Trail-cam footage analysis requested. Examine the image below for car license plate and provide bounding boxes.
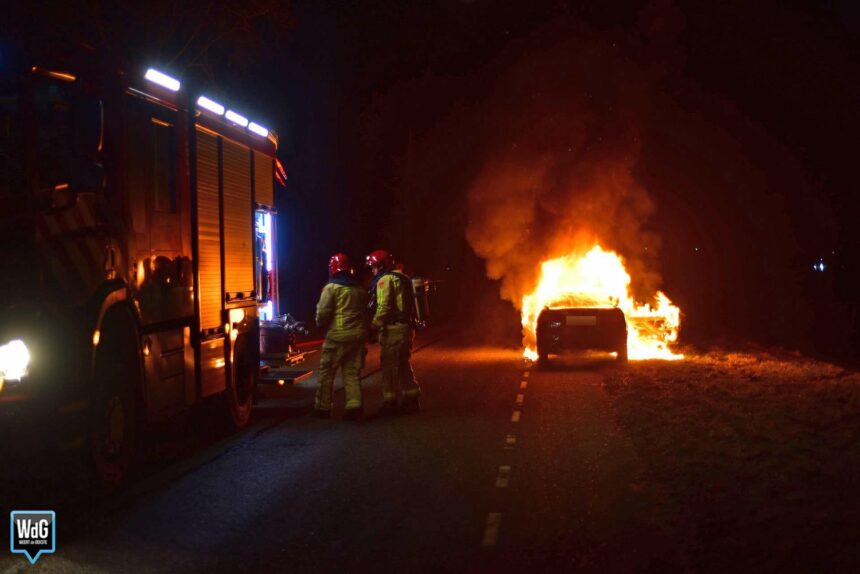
[566,315,597,326]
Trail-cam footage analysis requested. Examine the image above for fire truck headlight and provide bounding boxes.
[0,339,31,383]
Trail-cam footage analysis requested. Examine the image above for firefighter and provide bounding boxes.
[366,249,421,414]
[314,253,369,420]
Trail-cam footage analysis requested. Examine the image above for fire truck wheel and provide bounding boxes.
[616,344,629,363]
[89,315,138,490]
[224,332,255,429]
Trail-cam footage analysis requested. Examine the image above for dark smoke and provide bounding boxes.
[465,22,665,312]
[355,6,841,353]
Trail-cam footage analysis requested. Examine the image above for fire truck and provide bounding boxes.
[0,52,285,487]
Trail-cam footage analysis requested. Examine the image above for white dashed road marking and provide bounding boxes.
[482,513,502,546]
[482,367,532,548]
[496,465,511,487]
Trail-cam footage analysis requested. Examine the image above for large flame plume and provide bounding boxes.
[522,245,682,361]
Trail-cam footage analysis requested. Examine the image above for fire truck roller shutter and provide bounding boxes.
[222,139,254,301]
[195,129,222,331]
[254,151,274,208]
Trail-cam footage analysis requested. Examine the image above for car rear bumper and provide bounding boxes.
[538,331,626,353]
[537,308,627,355]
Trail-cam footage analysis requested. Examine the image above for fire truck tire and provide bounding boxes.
[616,344,628,363]
[224,332,255,429]
[88,311,138,491]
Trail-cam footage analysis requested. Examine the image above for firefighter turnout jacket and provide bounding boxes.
[371,271,414,331]
[316,275,369,341]
[315,274,368,413]
[371,270,421,405]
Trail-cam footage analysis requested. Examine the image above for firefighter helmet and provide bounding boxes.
[366,249,394,271]
[328,253,353,277]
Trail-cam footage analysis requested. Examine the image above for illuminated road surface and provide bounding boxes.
[1,339,857,572]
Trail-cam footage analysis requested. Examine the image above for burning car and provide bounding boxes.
[522,245,682,362]
[536,306,628,363]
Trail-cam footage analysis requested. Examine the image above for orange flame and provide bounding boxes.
[522,245,683,361]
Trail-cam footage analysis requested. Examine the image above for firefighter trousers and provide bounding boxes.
[380,325,421,405]
[316,338,365,412]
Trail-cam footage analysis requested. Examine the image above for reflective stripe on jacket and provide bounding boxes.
[316,281,369,342]
[372,272,410,330]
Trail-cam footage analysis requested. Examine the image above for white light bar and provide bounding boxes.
[248,122,269,137]
[197,95,224,115]
[225,110,249,127]
[144,68,180,92]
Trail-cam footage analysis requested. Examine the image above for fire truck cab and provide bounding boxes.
[0,52,282,487]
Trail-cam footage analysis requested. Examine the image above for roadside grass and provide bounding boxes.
[603,351,860,572]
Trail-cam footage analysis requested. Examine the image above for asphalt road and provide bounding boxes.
[1,338,856,572]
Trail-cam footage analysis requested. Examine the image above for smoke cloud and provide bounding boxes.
[465,23,665,314]
[355,4,840,352]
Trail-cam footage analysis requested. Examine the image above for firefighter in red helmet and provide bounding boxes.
[366,249,421,414]
[314,253,368,420]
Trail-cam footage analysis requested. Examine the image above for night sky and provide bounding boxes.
[9,0,860,357]
[269,0,859,357]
